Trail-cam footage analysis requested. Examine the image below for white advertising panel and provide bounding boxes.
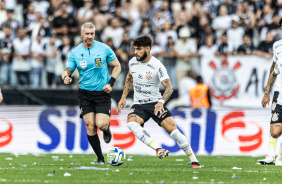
[201,55,272,108]
[0,106,275,156]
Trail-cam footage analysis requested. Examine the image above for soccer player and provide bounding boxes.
[116,35,201,168]
[62,22,121,164]
[260,19,282,165]
[0,88,3,103]
[262,46,282,165]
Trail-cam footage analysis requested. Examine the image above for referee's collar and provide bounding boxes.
[81,41,95,50]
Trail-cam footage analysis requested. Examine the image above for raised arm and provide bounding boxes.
[116,72,133,113]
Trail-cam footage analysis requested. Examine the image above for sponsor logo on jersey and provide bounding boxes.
[95,58,102,67]
[80,60,87,69]
[145,71,153,80]
[272,113,279,122]
[138,74,142,79]
[209,58,241,103]
[272,102,277,111]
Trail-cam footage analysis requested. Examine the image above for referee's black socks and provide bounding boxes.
[87,134,104,161]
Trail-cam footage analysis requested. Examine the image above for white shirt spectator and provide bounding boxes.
[178,76,196,106]
[12,36,31,71]
[212,15,231,38]
[77,7,93,21]
[157,30,178,48]
[101,26,124,48]
[198,45,218,58]
[227,27,244,51]
[31,0,50,18]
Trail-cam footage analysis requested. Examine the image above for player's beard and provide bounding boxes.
[137,52,147,61]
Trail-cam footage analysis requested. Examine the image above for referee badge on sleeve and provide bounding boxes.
[95,58,102,67]
[80,60,87,70]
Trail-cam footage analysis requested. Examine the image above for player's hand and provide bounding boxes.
[102,84,112,93]
[117,98,126,114]
[154,102,164,116]
[262,95,270,108]
[63,76,72,85]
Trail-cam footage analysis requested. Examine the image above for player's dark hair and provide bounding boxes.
[132,35,152,49]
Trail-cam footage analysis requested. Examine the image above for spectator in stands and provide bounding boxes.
[121,0,141,39]
[98,0,114,14]
[1,9,21,39]
[253,31,274,60]
[198,35,217,58]
[189,75,212,108]
[23,4,36,31]
[211,5,232,39]
[177,70,196,107]
[77,0,93,27]
[31,17,52,41]
[30,0,50,18]
[12,28,31,86]
[160,0,174,24]
[257,4,274,31]
[223,0,237,15]
[227,15,245,51]
[215,32,233,57]
[138,18,153,36]
[160,36,177,88]
[237,0,256,38]
[237,34,255,55]
[30,33,44,88]
[260,13,281,42]
[0,26,13,85]
[174,26,197,86]
[173,0,193,29]
[195,14,210,49]
[0,1,7,26]
[101,17,124,48]
[42,35,61,88]
[52,2,78,36]
[150,9,167,32]
[156,20,178,48]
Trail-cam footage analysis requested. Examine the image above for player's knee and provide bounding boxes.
[98,123,108,131]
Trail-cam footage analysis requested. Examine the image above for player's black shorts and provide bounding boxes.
[128,102,172,126]
[77,88,111,118]
[271,91,282,124]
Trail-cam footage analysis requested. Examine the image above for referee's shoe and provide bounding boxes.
[103,124,112,143]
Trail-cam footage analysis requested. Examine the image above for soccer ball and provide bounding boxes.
[106,147,126,166]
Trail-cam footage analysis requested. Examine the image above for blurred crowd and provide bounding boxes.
[0,0,281,90]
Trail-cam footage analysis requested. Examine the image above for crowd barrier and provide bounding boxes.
[0,106,276,156]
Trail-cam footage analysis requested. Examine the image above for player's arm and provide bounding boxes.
[154,78,174,116]
[103,58,121,93]
[117,72,133,113]
[0,89,3,103]
[262,70,277,108]
[61,67,74,85]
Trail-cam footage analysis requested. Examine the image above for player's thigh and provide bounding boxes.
[96,113,110,131]
[270,123,282,138]
[127,113,145,125]
[160,116,177,134]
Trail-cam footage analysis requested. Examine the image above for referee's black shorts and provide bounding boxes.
[78,88,111,118]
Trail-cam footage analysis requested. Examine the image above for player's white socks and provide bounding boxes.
[170,129,198,162]
[127,121,160,150]
[277,142,282,160]
[268,133,277,158]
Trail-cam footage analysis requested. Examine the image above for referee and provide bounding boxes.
[61,22,121,164]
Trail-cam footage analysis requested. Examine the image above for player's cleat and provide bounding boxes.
[103,125,112,143]
[191,162,202,168]
[95,158,105,164]
[258,155,275,165]
[156,148,169,159]
[275,158,282,166]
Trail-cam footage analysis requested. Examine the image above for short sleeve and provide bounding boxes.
[106,45,116,63]
[274,60,282,74]
[158,63,169,81]
[66,51,76,70]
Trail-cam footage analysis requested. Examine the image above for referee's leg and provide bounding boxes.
[83,112,105,163]
[96,113,111,143]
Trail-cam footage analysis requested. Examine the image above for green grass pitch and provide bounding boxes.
[0,153,281,184]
